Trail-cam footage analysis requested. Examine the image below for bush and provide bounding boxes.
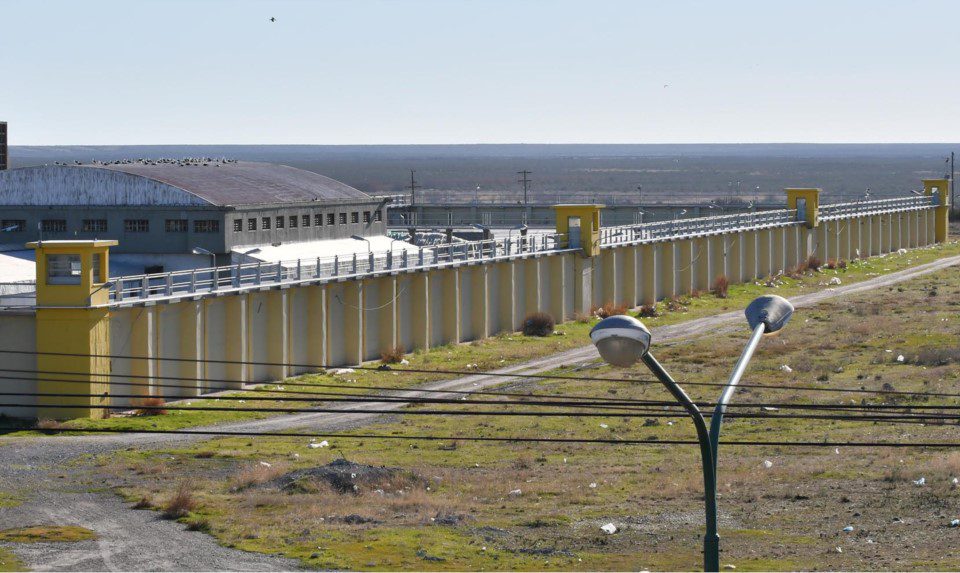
[522,312,555,337]
[711,274,729,298]
[132,496,155,510]
[594,302,628,319]
[573,312,593,323]
[34,418,62,432]
[380,345,405,364]
[806,255,822,272]
[636,304,660,318]
[133,397,167,416]
[162,482,198,519]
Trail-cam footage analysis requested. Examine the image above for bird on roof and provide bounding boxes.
[270,16,276,22]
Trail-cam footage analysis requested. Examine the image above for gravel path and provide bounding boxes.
[1,252,957,571]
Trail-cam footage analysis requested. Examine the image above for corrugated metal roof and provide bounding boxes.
[92,161,372,206]
[0,161,372,207]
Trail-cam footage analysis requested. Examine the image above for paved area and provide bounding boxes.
[1,252,958,571]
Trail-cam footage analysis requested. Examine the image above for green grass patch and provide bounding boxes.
[0,548,24,572]
[0,525,96,543]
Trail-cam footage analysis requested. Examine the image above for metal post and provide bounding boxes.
[708,323,765,470]
[640,352,719,572]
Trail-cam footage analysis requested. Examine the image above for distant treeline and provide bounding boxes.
[9,144,955,205]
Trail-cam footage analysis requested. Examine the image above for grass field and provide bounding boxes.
[18,238,959,436]
[86,255,960,571]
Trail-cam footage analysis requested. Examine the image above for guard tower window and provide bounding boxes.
[1,220,25,232]
[124,219,149,233]
[165,219,188,233]
[328,213,336,226]
[92,253,102,284]
[351,212,360,224]
[302,214,311,227]
[374,210,382,222]
[315,214,323,227]
[82,219,107,233]
[46,254,82,285]
[362,211,371,223]
[42,219,68,233]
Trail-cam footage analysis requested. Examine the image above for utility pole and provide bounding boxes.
[517,170,532,206]
[407,170,422,207]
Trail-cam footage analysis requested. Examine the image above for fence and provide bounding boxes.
[818,195,934,220]
[599,209,799,247]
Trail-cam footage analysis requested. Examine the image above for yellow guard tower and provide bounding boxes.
[29,240,116,420]
[553,204,604,257]
[923,178,950,243]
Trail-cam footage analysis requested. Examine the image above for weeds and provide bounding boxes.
[593,302,629,319]
[380,345,406,364]
[162,482,198,519]
[636,304,660,318]
[133,397,167,416]
[806,255,823,272]
[711,274,729,298]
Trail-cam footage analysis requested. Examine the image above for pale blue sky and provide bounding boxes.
[2,0,958,145]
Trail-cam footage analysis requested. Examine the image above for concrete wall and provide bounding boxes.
[0,312,36,419]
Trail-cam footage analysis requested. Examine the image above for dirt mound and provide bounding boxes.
[261,458,424,495]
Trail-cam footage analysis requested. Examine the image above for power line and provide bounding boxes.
[18,426,960,449]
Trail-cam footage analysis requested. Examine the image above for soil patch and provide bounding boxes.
[259,458,425,494]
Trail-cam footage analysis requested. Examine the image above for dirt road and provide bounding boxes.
[1,252,957,571]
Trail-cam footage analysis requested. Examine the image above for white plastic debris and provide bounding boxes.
[589,482,598,489]
[333,368,355,375]
[508,489,522,496]
[885,349,893,353]
[843,526,854,532]
[835,448,840,455]
[951,519,960,527]
[763,460,774,469]
[399,359,410,365]
[308,440,330,449]
[291,453,300,460]
[896,355,905,363]
[779,365,793,373]
[259,461,272,468]
[762,406,780,412]
[599,423,609,429]
[913,477,926,486]
[828,277,842,286]
[952,477,959,485]
[897,248,908,255]
[724,565,737,570]
[600,523,617,534]
[835,547,843,554]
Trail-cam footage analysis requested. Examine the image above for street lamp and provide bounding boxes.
[191,246,216,268]
[350,235,372,253]
[589,294,794,572]
[239,247,261,264]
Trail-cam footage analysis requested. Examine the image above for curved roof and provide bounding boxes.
[0,161,372,207]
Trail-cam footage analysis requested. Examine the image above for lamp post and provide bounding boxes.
[350,234,372,253]
[589,295,794,572]
[191,246,216,268]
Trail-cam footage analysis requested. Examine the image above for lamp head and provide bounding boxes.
[590,315,652,367]
[745,295,794,334]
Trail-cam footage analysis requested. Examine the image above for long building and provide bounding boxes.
[0,159,387,260]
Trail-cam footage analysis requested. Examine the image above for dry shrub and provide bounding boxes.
[230,463,289,491]
[593,302,628,319]
[908,347,960,367]
[132,495,155,510]
[379,345,405,364]
[521,312,555,337]
[664,296,688,313]
[162,482,198,519]
[711,274,729,298]
[636,304,660,318]
[573,312,593,323]
[806,255,822,272]
[34,418,62,432]
[133,397,167,416]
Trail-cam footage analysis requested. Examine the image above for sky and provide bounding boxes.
[2,0,959,145]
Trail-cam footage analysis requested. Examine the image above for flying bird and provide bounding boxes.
[663,84,669,88]
[269,17,276,22]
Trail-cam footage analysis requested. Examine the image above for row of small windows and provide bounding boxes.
[233,210,382,233]
[1,219,220,234]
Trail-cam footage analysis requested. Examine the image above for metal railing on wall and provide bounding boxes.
[599,209,799,247]
[818,195,935,221]
[108,233,568,304]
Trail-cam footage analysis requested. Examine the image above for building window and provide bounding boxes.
[374,210,382,222]
[302,214,310,227]
[248,218,257,231]
[275,216,284,229]
[315,214,323,227]
[289,215,298,228]
[82,219,107,233]
[351,212,359,224]
[165,219,188,233]
[328,213,336,226]
[233,219,243,232]
[1,220,25,232]
[339,213,347,225]
[46,254,81,285]
[363,211,371,223]
[92,253,102,284]
[124,219,149,233]
[194,220,220,233]
[262,217,271,230]
[42,219,68,233]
